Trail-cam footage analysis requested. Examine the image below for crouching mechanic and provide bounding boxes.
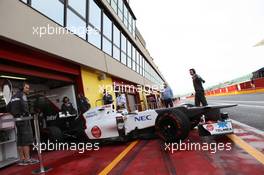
[9,82,39,166]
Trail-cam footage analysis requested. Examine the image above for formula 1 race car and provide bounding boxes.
[1,80,236,143]
[83,103,236,143]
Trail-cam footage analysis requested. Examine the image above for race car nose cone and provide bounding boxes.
[91,126,101,138]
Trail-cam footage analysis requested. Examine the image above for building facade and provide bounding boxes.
[0,0,165,111]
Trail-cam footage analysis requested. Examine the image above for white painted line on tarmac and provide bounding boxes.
[208,101,264,109]
[231,119,264,136]
[208,100,264,104]
[234,134,259,140]
[234,104,264,109]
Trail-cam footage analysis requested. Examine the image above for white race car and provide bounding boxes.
[1,80,235,143]
[83,103,236,143]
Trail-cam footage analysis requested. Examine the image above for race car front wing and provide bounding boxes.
[198,119,233,136]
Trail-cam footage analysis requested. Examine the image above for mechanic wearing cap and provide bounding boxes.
[9,82,38,166]
[189,68,208,106]
[161,83,174,108]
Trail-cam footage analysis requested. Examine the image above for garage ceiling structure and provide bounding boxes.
[0,38,80,83]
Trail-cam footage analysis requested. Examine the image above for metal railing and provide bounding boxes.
[0,114,52,174]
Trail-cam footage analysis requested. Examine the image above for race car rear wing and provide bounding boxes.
[185,104,238,120]
[155,104,237,120]
[186,104,237,111]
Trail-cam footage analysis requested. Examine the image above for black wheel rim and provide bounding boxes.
[158,118,179,142]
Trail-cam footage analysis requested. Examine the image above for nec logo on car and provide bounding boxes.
[135,115,151,122]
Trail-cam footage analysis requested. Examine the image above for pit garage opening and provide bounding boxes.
[0,72,86,168]
[0,72,87,139]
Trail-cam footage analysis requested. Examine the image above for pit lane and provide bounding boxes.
[1,93,264,175]
[1,123,264,175]
[201,93,264,130]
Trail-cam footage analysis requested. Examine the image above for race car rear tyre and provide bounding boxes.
[155,110,190,143]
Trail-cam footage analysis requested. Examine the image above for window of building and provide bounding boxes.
[129,14,133,33]
[68,0,86,18]
[89,0,101,31]
[111,0,118,13]
[127,41,132,68]
[88,26,101,48]
[31,0,64,25]
[121,52,127,65]
[103,38,112,56]
[127,13,130,26]
[113,46,120,61]
[132,19,136,37]
[113,25,120,60]
[127,57,132,69]
[121,33,127,65]
[123,6,128,22]
[142,59,145,76]
[124,18,128,28]
[102,13,112,55]
[113,25,120,47]
[67,10,86,39]
[143,60,164,85]
[121,33,126,53]
[140,56,144,75]
[136,52,140,73]
[88,0,101,48]
[132,47,136,71]
[138,55,141,74]
[105,0,136,37]
[130,14,133,27]
[103,13,112,40]
[129,23,132,33]
[127,42,131,58]
[118,0,123,20]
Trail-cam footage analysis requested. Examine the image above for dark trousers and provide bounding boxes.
[164,99,173,108]
[195,91,208,106]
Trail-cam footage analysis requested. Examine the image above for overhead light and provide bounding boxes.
[0,75,27,80]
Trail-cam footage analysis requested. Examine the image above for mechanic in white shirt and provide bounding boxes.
[116,92,127,113]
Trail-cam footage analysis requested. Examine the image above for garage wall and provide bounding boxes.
[46,85,77,110]
[81,68,116,108]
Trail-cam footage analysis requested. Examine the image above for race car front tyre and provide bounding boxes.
[155,110,191,143]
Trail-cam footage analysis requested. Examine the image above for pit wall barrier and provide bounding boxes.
[187,77,264,98]
[205,77,264,97]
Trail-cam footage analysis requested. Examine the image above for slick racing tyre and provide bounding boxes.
[155,110,190,143]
